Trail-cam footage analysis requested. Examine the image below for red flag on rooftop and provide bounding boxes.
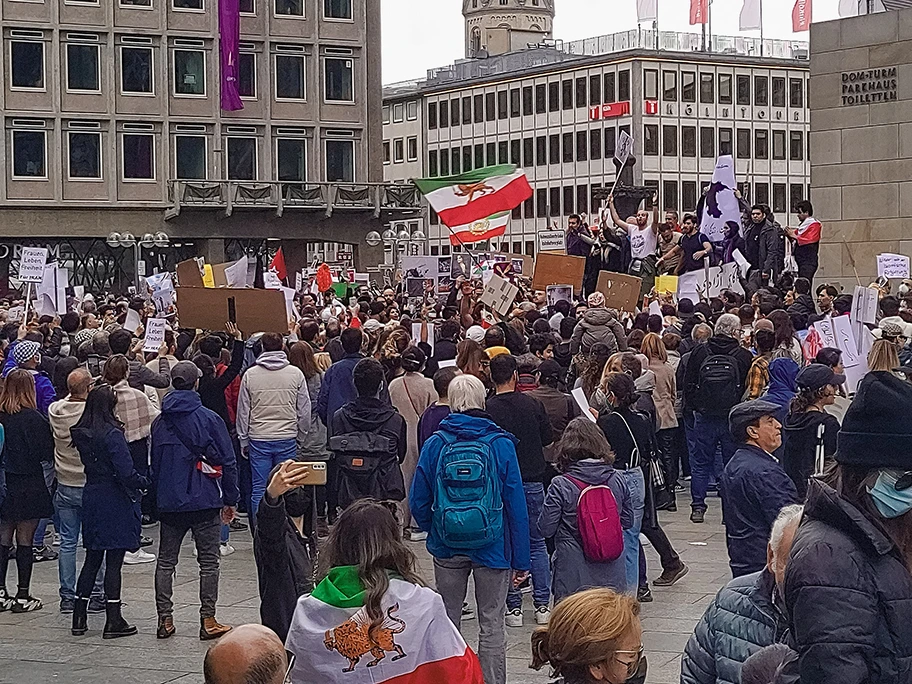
[690,0,709,25]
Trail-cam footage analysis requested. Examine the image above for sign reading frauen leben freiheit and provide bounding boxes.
[842,68,898,106]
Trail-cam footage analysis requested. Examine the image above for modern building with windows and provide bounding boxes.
[383,25,810,258]
[0,0,412,290]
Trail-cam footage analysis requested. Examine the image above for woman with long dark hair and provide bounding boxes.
[70,384,149,638]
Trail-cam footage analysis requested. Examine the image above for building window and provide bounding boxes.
[497,90,508,119]
[485,142,495,165]
[174,0,203,8]
[790,130,804,160]
[772,129,786,160]
[121,46,153,94]
[277,138,306,181]
[663,180,678,211]
[173,49,205,96]
[438,101,449,129]
[393,103,404,122]
[67,131,101,179]
[12,130,46,178]
[604,127,615,157]
[462,96,472,123]
[326,138,354,182]
[681,71,695,103]
[618,69,630,100]
[274,0,303,16]
[536,188,547,218]
[497,140,507,164]
[407,100,418,120]
[772,183,787,213]
[122,133,154,180]
[550,187,561,216]
[562,79,573,110]
[700,127,714,158]
[755,129,769,159]
[552,134,563,164]
[238,0,254,13]
[736,128,751,159]
[522,138,534,166]
[771,77,786,108]
[535,136,546,166]
[474,144,483,169]
[604,72,616,103]
[275,54,305,100]
[662,70,677,101]
[575,77,587,108]
[227,137,256,180]
[589,74,601,106]
[699,73,714,104]
[682,181,697,211]
[510,139,520,164]
[535,83,546,113]
[122,0,153,6]
[510,88,520,117]
[406,136,418,163]
[427,150,437,176]
[737,75,750,105]
[563,186,574,215]
[382,140,390,165]
[324,0,352,19]
[719,73,732,105]
[682,126,696,157]
[576,131,588,161]
[67,44,99,92]
[238,52,256,97]
[438,149,448,175]
[11,41,44,90]
[790,183,805,210]
[474,94,484,122]
[755,76,768,106]
[644,124,659,156]
[590,129,601,159]
[427,102,437,129]
[324,58,353,102]
[577,184,589,215]
[393,138,404,163]
[643,69,658,101]
[755,182,769,206]
[719,127,733,156]
[789,78,804,108]
[548,82,560,111]
[523,86,533,115]
[175,135,207,179]
[662,125,677,156]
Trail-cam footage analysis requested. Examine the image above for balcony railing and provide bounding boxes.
[164,180,422,220]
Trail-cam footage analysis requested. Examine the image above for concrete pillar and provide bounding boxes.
[197,238,226,265]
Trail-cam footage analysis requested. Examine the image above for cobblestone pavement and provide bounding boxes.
[0,502,729,684]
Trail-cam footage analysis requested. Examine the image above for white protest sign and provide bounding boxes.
[263,271,283,290]
[572,387,597,422]
[143,317,166,352]
[6,306,24,323]
[38,264,68,315]
[615,130,634,166]
[36,293,57,318]
[412,322,434,356]
[295,271,303,293]
[676,262,743,300]
[877,253,910,279]
[814,316,838,349]
[19,247,48,283]
[731,248,751,275]
[538,230,566,253]
[280,287,297,321]
[438,359,457,368]
[224,256,248,289]
[697,155,741,243]
[831,314,861,368]
[124,308,142,335]
[546,285,573,307]
[851,286,878,325]
[479,273,519,317]
[649,300,662,316]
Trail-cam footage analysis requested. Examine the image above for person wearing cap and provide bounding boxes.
[781,364,843,499]
[783,370,912,684]
[9,337,56,415]
[720,400,799,578]
[150,360,239,642]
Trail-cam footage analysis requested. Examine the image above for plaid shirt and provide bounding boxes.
[113,380,160,443]
[745,354,771,400]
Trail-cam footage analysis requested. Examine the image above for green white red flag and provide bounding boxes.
[448,211,511,246]
[285,566,483,684]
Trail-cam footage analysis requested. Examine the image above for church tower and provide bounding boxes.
[463,0,554,58]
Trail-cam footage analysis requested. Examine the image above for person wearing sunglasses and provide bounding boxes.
[783,370,912,684]
[531,587,646,684]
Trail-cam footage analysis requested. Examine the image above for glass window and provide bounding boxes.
[427,150,437,176]
[485,92,495,121]
[550,187,561,216]
[174,0,203,8]
[497,141,507,164]
[451,149,460,175]
[736,128,751,159]
[122,0,152,5]
[276,54,305,99]
[393,103,403,122]
[755,182,769,206]
[438,101,448,129]
[773,183,787,213]
[662,125,677,156]
[238,52,256,97]
[324,58,353,102]
[486,142,495,165]
[122,133,154,180]
[576,131,587,161]
[121,46,153,93]
[644,124,659,156]
[438,150,448,175]
[719,74,732,104]
[548,82,560,112]
[239,0,254,13]
[563,186,574,215]
[552,134,563,164]
[462,146,471,172]
[175,135,206,180]
[589,75,601,106]
[771,77,786,107]
[604,127,616,158]
[682,181,697,211]
[737,75,750,105]
[790,130,804,160]
[393,138,403,163]
[644,69,658,100]
[12,130,46,178]
[562,79,573,110]
[755,76,768,106]
[510,139,520,164]
[382,140,390,164]
[719,127,733,156]
[426,102,437,129]
[576,77,587,108]
[681,71,695,103]
[577,184,588,215]
[274,0,303,16]
[497,90,508,119]
[473,94,483,122]
[772,129,786,160]
[277,138,306,181]
[535,84,546,113]
[755,129,769,159]
[682,126,696,157]
[324,0,352,19]
[522,86,533,115]
[700,127,714,158]
[227,137,256,180]
[450,99,459,126]
[536,188,547,217]
[590,129,601,159]
[618,69,630,100]
[11,41,44,90]
[663,180,678,211]
[326,139,353,182]
[407,101,418,121]
[462,96,472,123]
[67,44,99,92]
[604,72,616,103]
[535,136,546,165]
[68,132,101,179]
[790,183,804,210]
[523,137,534,166]
[789,78,804,108]
[700,73,714,104]
[510,88,520,117]
[663,70,677,101]
[474,144,483,169]
[174,49,205,96]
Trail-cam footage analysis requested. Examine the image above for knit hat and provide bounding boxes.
[587,292,606,307]
[13,340,41,366]
[465,325,485,343]
[836,370,912,469]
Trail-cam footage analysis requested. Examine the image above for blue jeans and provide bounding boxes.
[690,413,737,511]
[55,485,104,601]
[620,467,646,594]
[506,482,551,610]
[248,439,297,518]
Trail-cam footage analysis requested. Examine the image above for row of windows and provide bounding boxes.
[25,0,353,20]
[427,70,632,129]
[8,40,355,103]
[382,136,418,164]
[8,128,356,183]
[643,71,807,108]
[643,124,807,161]
[382,100,419,124]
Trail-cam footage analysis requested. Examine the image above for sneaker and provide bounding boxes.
[461,602,475,621]
[408,529,428,542]
[228,519,248,532]
[59,598,76,614]
[50,533,61,547]
[11,596,43,613]
[220,543,236,557]
[654,562,689,587]
[534,605,551,625]
[637,586,654,603]
[505,608,523,628]
[690,508,706,524]
[140,536,154,548]
[124,549,156,565]
[88,597,106,614]
[33,545,58,563]
[0,589,13,612]
[518,577,532,594]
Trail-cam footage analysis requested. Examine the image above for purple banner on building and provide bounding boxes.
[219,0,243,111]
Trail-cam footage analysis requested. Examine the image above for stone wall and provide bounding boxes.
[810,9,912,290]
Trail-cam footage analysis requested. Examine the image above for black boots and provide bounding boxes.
[71,598,88,636]
[102,601,137,640]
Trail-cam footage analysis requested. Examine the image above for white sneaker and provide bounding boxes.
[461,602,476,621]
[505,608,523,628]
[534,605,551,625]
[124,549,156,565]
[220,543,235,557]
[409,530,428,542]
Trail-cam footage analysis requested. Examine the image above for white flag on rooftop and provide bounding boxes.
[739,0,762,30]
[636,0,658,22]
[838,0,859,16]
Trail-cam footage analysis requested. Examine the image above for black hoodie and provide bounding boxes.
[781,409,839,499]
[787,293,817,320]
[330,397,407,464]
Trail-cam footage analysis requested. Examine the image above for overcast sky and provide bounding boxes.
[381,0,844,84]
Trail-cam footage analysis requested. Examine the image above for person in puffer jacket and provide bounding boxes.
[570,292,629,356]
[681,504,803,684]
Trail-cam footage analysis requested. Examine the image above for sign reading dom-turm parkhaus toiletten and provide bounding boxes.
[841,68,897,106]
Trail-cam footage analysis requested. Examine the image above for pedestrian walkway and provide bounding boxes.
[0,506,728,684]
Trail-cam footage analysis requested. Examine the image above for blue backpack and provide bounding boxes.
[432,431,504,550]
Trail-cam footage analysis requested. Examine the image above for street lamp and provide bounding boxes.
[107,230,169,291]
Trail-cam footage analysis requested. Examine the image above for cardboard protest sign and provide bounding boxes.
[19,247,48,283]
[596,272,642,313]
[877,253,910,279]
[655,274,678,295]
[143,317,166,352]
[479,274,519,316]
[532,253,585,292]
[176,259,205,288]
[177,287,288,335]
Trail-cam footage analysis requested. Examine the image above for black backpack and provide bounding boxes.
[329,422,406,509]
[696,350,743,414]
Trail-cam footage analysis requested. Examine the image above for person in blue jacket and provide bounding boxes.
[149,361,239,642]
[410,373,530,684]
[8,339,56,415]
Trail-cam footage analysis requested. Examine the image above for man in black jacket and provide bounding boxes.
[423,319,460,379]
[740,202,784,294]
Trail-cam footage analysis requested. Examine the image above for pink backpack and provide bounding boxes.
[564,474,624,563]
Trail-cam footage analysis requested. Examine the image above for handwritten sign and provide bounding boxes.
[143,317,166,352]
[851,286,878,325]
[831,314,861,368]
[479,274,519,317]
[814,316,838,349]
[877,253,910,280]
[677,263,743,300]
[19,247,48,283]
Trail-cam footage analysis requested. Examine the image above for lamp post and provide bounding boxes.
[375,226,427,268]
[107,231,169,292]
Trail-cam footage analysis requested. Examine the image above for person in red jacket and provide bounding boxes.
[787,200,821,285]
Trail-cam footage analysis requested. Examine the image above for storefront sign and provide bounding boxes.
[842,68,897,106]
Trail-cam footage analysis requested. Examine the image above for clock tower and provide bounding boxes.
[463,0,554,58]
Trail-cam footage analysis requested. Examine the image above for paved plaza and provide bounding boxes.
[0,504,729,684]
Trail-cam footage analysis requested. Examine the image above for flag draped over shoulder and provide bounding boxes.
[286,566,483,684]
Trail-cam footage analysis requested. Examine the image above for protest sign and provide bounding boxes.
[480,274,519,317]
[877,253,910,279]
[177,287,288,334]
[731,249,751,275]
[696,155,741,243]
[676,263,743,301]
[532,253,585,292]
[596,272,642,313]
[224,256,248,289]
[571,388,596,422]
[546,285,573,307]
[537,230,566,253]
[412,322,434,356]
[831,314,861,368]
[38,264,68,314]
[19,247,48,283]
[124,309,142,335]
[36,293,57,318]
[851,286,878,325]
[814,316,838,349]
[655,274,678,295]
[176,259,205,288]
[143,317,166,352]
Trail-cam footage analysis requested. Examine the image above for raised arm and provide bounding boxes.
[607,194,625,229]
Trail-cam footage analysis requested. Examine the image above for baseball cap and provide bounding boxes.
[795,363,846,391]
[171,360,202,390]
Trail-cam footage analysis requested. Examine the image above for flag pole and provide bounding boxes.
[707,0,713,53]
[759,0,765,57]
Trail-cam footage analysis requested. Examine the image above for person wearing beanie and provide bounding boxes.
[720,400,799,578]
[783,370,912,684]
[9,338,56,415]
